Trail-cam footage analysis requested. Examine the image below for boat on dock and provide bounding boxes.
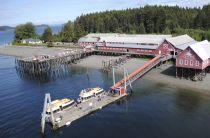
[45,98,75,122]
[77,87,104,103]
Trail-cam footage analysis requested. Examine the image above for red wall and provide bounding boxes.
[78,42,96,47]
[176,47,204,69]
[156,40,176,55]
[97,46,156,55]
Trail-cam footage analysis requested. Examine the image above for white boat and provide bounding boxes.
[77,87,104,103]
[46,98,75,115]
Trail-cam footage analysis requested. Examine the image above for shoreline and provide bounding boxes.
[73,55,210,93]
[0,45,209,93]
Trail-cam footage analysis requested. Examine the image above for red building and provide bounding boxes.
[78,37,99,48]
[96,35,172,55]
[156,34,196,56]
[175,40,210,80]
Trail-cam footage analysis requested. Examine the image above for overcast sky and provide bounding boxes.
[0,0,210,26]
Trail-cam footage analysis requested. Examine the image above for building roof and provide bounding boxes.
[189,40,210,61]
[166,34,196,50]
[99,35,171,45]
[99,42,159,49]
[86,33,120,37]
[22,38,41,42]
[78,37,98,43]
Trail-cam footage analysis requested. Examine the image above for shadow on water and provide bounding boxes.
[16,64,88,83]
[175,88,201,112]
[160,65,176,77]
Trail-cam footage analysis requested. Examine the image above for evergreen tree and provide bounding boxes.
[203,5,210,29]
[74,23,85,41]
[14,22,36,43]
[139,23,146,34]
[60,21,74,42]
[42,27,53,43]
[163,27,171,34]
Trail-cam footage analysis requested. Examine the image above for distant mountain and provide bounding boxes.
[0,26,14,31]
[35,24,49,28]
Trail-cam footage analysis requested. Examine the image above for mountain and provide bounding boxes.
[0,26,14,31]
[35,24,49,28]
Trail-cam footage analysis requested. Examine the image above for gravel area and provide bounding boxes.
[0,46,79,58]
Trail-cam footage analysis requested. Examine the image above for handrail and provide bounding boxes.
[111,55,161,89]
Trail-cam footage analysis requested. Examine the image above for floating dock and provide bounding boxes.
[54,92,127,128]
[41,54,172,134]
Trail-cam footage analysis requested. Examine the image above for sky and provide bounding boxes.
[0,0,210,26]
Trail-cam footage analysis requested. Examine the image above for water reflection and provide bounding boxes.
[175,89,201,112]
[16,64,88,83]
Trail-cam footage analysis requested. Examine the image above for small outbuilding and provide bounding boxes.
[21,38,42,44]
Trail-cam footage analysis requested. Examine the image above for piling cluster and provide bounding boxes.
[15,49,93,78]
[102,55,130,72]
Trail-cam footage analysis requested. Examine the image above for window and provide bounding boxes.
[179,59,183,65]
[185,60,188,65]
[190,60,193,66]
[195,61,199,66]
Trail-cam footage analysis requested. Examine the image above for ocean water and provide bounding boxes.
[1,55,210,138]
[0,25,62,45]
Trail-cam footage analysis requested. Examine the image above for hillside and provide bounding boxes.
[75,5,210,40]
[0,26,14,31]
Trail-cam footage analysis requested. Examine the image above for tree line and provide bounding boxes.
[14,4,210,44]
[75,5,210,40]
[13,21,85,45]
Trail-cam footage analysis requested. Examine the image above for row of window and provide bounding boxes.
[100,42,156,46]
[100,47,123,50]
[99,47,153,53]
[179,59,199,66]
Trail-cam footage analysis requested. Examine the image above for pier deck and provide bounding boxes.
[52,92,127,129]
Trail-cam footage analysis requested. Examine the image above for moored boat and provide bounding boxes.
[77,87,104,103]
[46,98,75,114]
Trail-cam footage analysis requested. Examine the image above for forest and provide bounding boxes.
[75,5,210,41]
[14,4,210,44]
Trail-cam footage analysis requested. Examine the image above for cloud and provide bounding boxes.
[1,0,210,26]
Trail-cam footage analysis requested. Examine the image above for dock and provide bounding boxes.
[53,92,127,128]
[15,49,93,75]
[41,54,172,134]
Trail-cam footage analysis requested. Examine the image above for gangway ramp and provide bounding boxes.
[111,55,162,90]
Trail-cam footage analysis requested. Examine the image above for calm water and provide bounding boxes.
[1,55,210,138]
[0,25,62,45]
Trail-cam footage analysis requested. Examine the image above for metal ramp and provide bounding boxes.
[111,55,168,89]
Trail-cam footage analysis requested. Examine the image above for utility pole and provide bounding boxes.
[112,67,116,86]
[126,69,133,91]
[41,93,55,134]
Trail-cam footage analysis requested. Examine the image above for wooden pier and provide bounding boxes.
[15,49,93,76]
[41,54,172,134]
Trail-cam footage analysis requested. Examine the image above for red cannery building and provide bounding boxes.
[175,40,210,80]
[96,34,171,55]
[78,37,99,48]
[156,34,196,56]
[78,33,120,47]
